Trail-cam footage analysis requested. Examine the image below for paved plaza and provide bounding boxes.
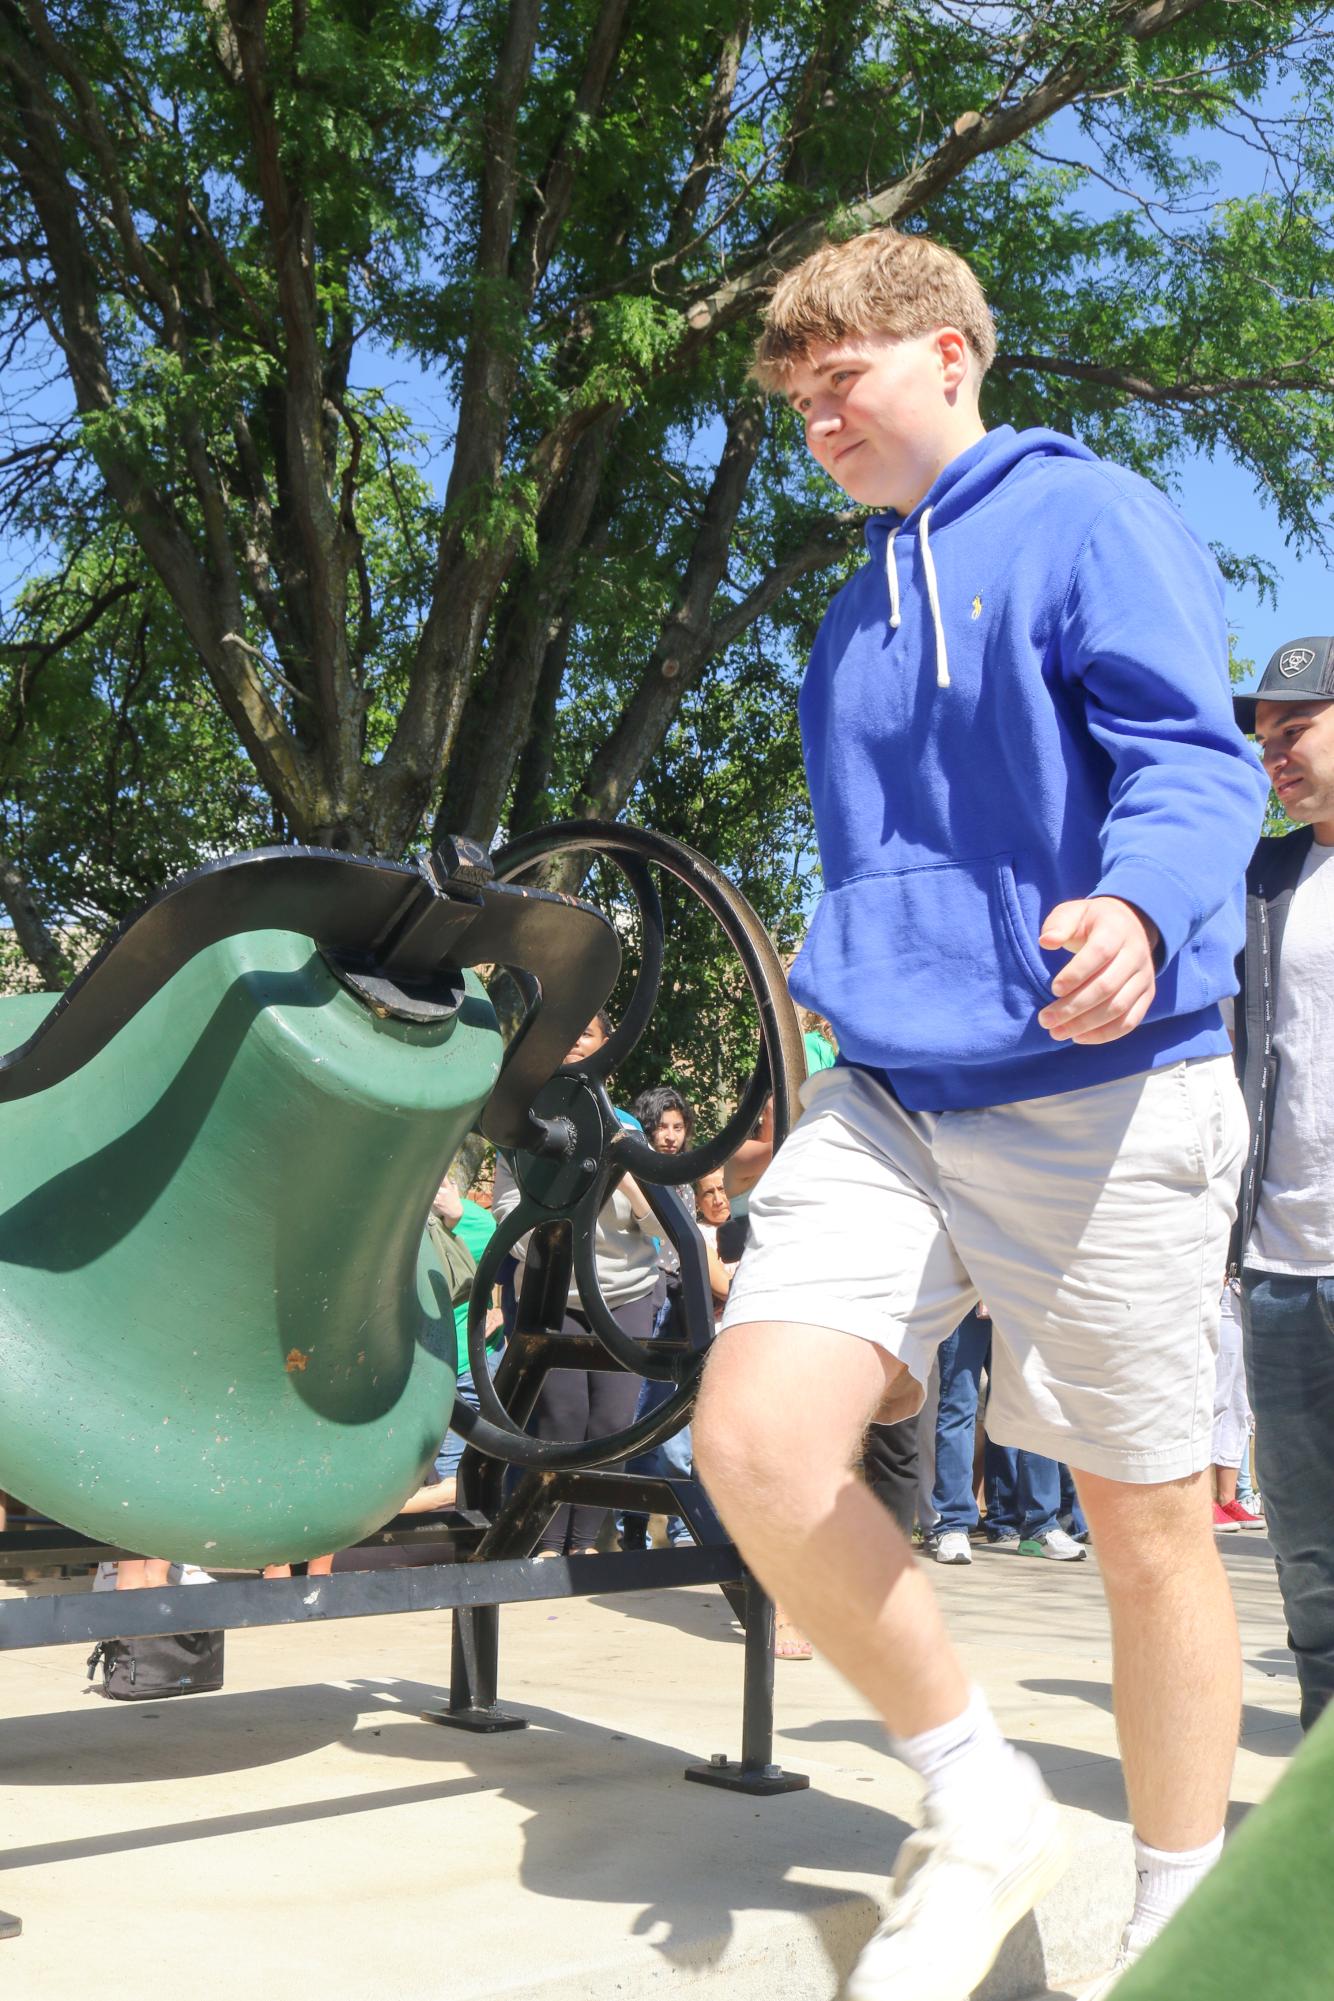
[0,1536,1299,2000]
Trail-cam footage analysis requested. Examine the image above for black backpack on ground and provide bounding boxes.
[86,1629,225,1700]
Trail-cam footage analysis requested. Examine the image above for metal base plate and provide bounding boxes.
[0,1910,21,1940]
[420,1706,529,1734]
[683,1757,809,1797]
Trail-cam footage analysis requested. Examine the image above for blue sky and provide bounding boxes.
[1175,449,1328,687]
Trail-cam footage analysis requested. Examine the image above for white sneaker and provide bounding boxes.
[933,1530,973,1566]
[1078,1920,1153,1998]
[1019,1526,1088,1562]
[844,1762,1070,2001]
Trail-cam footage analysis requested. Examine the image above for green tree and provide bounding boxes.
[0,409,435,983]
[1,1,1331,1020]
[1,524,276,986]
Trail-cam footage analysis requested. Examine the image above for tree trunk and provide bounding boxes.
[0,854,72,991]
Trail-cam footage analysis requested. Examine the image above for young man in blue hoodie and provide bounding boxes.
[692,229,1269,2001]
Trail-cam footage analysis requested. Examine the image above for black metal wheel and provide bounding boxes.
[447,820,806,1472]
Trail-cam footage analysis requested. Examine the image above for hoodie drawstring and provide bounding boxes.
[918,508,950,688]
[884,524,902,630]
[883,505,951,689]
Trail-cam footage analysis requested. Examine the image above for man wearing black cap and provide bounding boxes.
[1233,636,1334,1732]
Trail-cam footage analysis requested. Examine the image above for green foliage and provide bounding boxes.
[0,531,274,978]
[1,0,1333,1022]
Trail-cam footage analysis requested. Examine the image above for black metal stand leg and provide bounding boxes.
[421,1603,528,1734]
[0,1910,20,1941]
[684,1572,808,1796]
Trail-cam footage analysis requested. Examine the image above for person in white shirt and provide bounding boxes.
[1233,636,1334,1731]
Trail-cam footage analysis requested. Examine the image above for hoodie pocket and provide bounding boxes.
[794,856,1057,1072]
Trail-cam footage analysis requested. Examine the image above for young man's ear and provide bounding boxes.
[935,325,973,395]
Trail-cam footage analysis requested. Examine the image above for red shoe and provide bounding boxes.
[1220,1498,1267,1531]
[1212,1502,1239,1533]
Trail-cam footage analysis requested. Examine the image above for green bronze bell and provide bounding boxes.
[0,844,618,1568]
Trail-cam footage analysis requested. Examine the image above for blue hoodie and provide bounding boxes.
[789,425,1269,1111]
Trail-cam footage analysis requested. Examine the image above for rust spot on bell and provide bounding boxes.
[285,1348,309,1373]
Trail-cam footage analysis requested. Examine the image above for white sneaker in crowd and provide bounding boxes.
[844,1759,1069,2001]
[1018,1525,1088,1562]
[933,1530,973,1565]
[1078,1919,1155,1998]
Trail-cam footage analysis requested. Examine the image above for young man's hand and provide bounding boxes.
[1037,897,1160,1045]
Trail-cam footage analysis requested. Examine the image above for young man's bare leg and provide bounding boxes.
[1078,1468,1239,1847]
[695,1319,1069,2001]
[695,1320,969,1731]
[1074,1467,1238,1983]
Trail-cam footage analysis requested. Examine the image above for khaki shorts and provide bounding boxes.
[719,1056,1246,1483]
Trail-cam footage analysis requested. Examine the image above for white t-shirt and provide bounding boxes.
[491,1153,658,1309]
[1248,838,1334,1275]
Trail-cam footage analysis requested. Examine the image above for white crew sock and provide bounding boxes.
[891,1685,1031,1809]
[1128,1830,1224,1945]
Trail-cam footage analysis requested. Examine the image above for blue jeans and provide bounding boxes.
[624,1376,728,1546]
[931,1310,991,1534]
[932,1309,1085,1542]
[623,1295,727,1547]
[1242,1271,1334,1733]
[433,1349,501,1483]
[984,1443,1071,1541]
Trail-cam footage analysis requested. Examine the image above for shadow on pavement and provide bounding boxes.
[1020,1677,1299,1756]
[0,1674,915,1987]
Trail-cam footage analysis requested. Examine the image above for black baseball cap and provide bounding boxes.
[1234,635,1334,733]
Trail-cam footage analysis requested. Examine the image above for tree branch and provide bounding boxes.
[444,0,541,506]
[702,507,861,659]
[507,608,575,837]
[0,847,70,988]
[662,8,751,253]
[20,0,179,327]
[581,500,859,825]
[572,396,770,825]
[512,0,633,298]
[672,0,1221,344]
[0,574,138,755]
[226,0,358,799]
[558,495,861,884]
[431,409,621,848]
[993,351,1334,406]
[0,10,310,817]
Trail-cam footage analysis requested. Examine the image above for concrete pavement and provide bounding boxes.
[0,1533,1300,2001]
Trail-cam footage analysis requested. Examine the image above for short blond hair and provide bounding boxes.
[753,228,995,390]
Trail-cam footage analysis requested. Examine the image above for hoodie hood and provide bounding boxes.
[864,428,1101,691]
[866,424,1099,546]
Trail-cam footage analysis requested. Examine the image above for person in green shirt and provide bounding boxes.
[426,1177,504,1495]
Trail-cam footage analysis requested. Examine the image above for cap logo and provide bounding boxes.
[1278,647,1316,677]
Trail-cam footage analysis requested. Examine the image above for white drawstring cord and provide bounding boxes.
[918,506,950,688]
[884,523,903,629]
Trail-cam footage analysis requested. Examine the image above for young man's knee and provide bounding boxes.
[693,1333,832,1511]
[1079,1468,1216,1579]
[692,1356,777,1504]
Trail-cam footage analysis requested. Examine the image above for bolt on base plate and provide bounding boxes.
[683,1752,809,1796]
